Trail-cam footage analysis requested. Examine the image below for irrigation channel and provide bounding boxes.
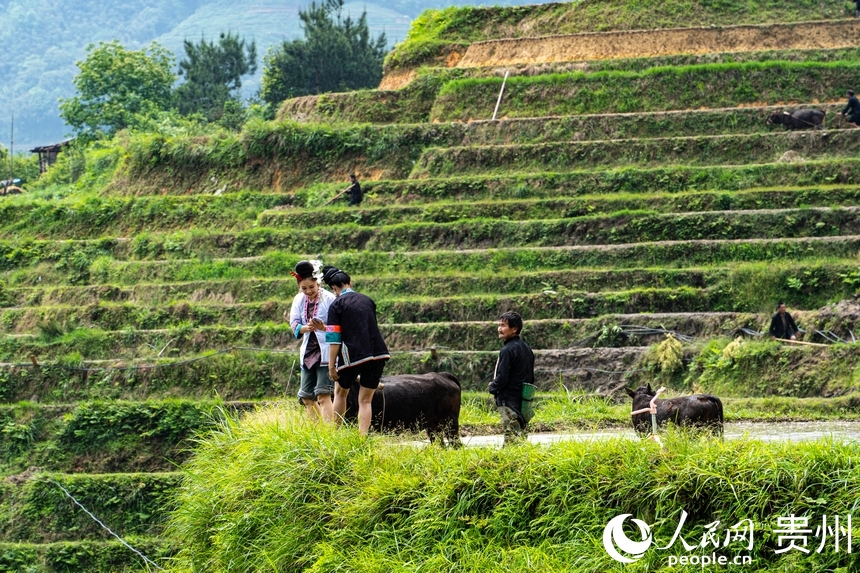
[441,421,860,448]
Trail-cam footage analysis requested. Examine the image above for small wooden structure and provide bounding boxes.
[30,140,73,174]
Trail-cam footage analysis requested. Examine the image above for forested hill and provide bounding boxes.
[0,0,526,150]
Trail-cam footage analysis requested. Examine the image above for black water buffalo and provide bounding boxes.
[625,384,723,436]
[344,372,462,446]
[767,109,826,130]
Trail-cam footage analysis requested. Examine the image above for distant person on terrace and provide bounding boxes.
[287,260,336,422]
[769,301,799,342]
[841,90,860,127]
[346,173,363,206]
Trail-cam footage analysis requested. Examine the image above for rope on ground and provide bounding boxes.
[49,479,164,572]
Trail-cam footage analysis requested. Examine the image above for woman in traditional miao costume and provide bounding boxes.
[287,260,336,422]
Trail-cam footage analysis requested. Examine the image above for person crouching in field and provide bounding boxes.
[488,311,535,446]
[288,260,336,422]
[323,265,391,436]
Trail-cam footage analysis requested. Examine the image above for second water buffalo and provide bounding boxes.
[767,109,826,130]
[626,384,723,436]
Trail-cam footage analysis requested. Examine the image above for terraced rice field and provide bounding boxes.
[3,5,860,570]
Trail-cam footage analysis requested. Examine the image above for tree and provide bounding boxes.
[59,41,175,142]
[261,0,387,103]
[174,32,258,122]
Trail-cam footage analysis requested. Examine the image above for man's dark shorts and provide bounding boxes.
[337,359,386,390]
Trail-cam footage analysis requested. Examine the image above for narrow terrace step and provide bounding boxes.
[398,46,860,86]
[7,259,856,308]
[430,61,860,122]
[3,270,857,333]
[456,19,860,68]
[4,169,856,242]
[7,235,860,287]
[4,334,859,403]
[363,159,860,204]
[411,130,858,178]
[4,309,855,369]
[0,471,179,543]
[2,207,859,270]
[0,538,172,572]
[0,192,291,240]
[414,103,845,146]
[261,186,860,227]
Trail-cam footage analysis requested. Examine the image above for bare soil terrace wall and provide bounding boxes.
[457,19,860,68]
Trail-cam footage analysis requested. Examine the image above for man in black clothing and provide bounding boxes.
[346,173,363,206]
[841,90,860,127]
[769,301,799,341]
[488,311,535,445]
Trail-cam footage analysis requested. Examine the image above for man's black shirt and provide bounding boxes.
[769,311,799,340]
[488,335,535,411]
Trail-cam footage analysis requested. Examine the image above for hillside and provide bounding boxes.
[2,0,860,570]
[0,0,542,151]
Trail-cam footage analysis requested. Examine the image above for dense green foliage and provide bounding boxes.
[166,409,860,572]
[58,41,177,142]
[0,539,172,572]
[261,0,387,102]
[175,32,258,122]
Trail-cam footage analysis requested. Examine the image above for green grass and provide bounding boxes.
[390,0,853,70]
[2,206,859,271]
[5,258,857,309]
[5,236,859,289]
[260,186,860,228]
[4,394,860,481]
[1,261,858,331]
[0,538,173,572]
[0,399,245,477]
[412,130,860,177]
[7,183,860,243]
[368,159,860,202]
[0,472,180,542]
[432,61,860,121]
[164,406,860,572]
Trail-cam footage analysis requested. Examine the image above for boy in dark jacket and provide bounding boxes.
[488,311,535,445]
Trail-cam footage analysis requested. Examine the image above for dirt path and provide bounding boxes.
[458,19,860,68]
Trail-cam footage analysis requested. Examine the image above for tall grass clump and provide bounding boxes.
[165,407,860,572]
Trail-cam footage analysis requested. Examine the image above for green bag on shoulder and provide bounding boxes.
[521,383,537,423]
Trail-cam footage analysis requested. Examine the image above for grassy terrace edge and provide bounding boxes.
[163,409,860,572]
[386,0,853,72]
